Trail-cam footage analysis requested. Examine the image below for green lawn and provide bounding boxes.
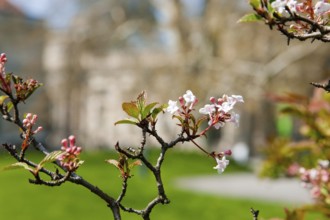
[0,149,322,220]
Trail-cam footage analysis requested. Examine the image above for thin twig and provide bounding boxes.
[116,177,129,203]
[250,208,259,220]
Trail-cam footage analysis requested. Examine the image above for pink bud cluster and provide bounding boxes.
[14,78,40,101]
[58,135,82,171]
[22,113,43,134]
[15,79,38,91]
[199,94,244,129]
[0,53,11,93]
[299,160,330,201]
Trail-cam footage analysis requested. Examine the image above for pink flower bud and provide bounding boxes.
[76,146,82,152]
[69,135,75,146]
[320,170,329,182]
[210,97,216,103]
[311,186,321,199]
[224,149,232,156]
[286,163,300,176]
[217,98,223,105]
[192,98,198,108]
[31,114,38,124]
[22,118,29,126]
[33,126,43,134]
[26,113,32,120]
[178,96,184,106]
[0,53,7,63]
[61,139,68,148]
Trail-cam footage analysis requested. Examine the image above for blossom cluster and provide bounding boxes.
[22,113,43,135]
[298,160,330,202]
[199,94,244,129]
[166,90,243,174]
[58,135,82,171]
[166,90,243,130]
[166,90,198,114]
[271,0,330,17]
[265,0,330,36]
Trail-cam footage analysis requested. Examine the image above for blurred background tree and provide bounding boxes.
[0,0,329,158]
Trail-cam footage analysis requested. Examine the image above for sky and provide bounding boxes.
[9,0,208,29]
[9,0,79,29]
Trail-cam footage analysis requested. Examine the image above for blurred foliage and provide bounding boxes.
[260,91,330,177]
[259,90,330,219]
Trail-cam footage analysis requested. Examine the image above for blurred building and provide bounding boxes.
[1,0,329,154]
[42,0,330,153]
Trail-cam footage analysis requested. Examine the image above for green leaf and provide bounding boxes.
[76,160,84,167]
[238,13,262,23]
[106,159,120,168]
[37,151,64,170]
[326,197,330,205]
[106,158,126,177]
[142,102,158,119]
[267,1,275,14]
[0,95,8,105]
[249,0,261,8]
[2,162,33,172]
[172,115,184,124]
[11,74,21,84]
[152,104,166,119]
[128,160,142,169]
[136,91,147,111]
[122,102,140,119]
[114,119,137,126]
[6,101,13,112]
[190,114,196,125]
[196,116,207,129]
[280,106,304,117]
[320,186,328,196]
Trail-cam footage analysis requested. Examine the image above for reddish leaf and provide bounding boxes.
[122,102,139,119]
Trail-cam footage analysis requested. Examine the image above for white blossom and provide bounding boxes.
[231,95,244,103]
[227,112,240,127]
[318,159,329,168]
[183,90,196,105]
[199,104,215,115]
[271,0,298,14]
[314,1,330,16]
[213,156,229,174]
[220,101,233,113]
[166,100,179,114]
[271,0,288,14]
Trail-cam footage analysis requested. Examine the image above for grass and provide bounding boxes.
[0,149,324,220]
